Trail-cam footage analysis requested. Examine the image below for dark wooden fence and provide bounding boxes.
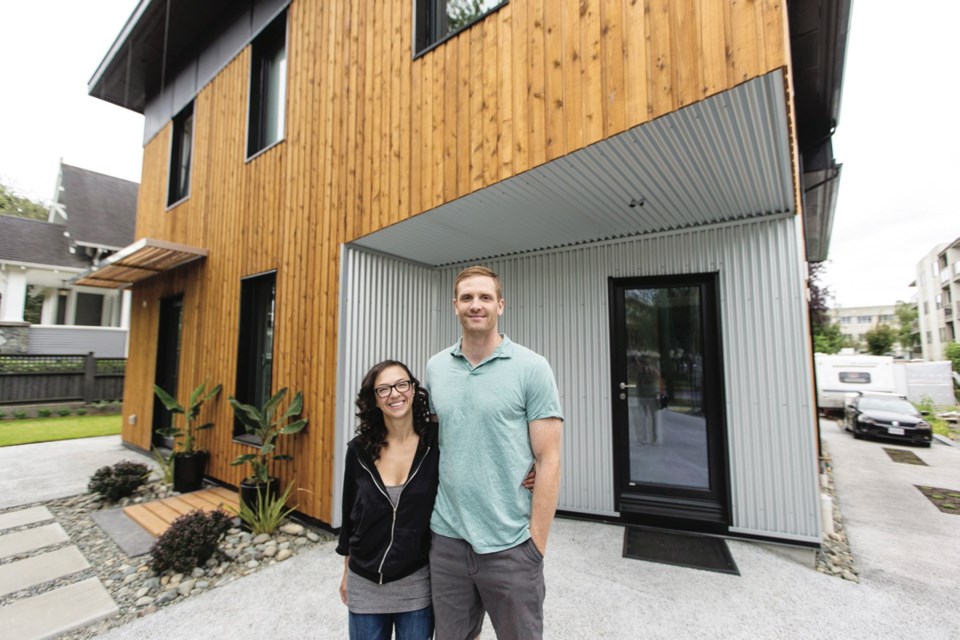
[0,353,125,405]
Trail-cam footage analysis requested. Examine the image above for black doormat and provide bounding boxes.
[623,527,739,575]
[882,448,927,465]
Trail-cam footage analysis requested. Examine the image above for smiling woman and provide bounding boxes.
[0,414,121,447]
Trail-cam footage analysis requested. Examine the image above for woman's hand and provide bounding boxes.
[340,558,349,605]
[522,465,537,492]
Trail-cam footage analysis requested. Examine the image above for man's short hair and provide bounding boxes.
[454,265,502,300]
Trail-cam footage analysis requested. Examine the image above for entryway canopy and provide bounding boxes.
[71,238,207,289]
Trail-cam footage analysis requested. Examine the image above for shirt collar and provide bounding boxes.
[451,334,513,361]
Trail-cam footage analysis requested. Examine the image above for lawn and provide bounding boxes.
[0,414,122,447]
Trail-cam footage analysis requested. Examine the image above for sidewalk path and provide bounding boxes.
[0,436,145,509]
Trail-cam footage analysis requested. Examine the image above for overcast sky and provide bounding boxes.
[0,1,955,310]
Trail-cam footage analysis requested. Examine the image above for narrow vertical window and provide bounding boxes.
[247,11,287,158]
[234,272,276,438]
[168,102,194,206]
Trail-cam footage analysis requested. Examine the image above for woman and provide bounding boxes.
[337,360,438,640]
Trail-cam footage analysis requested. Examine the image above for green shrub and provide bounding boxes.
[57,409,71,417]
[0,410,5,420]
[150,510,232,574]
[14,411,28,420]
[37,408,52,418]
[88,460,150,502]
[76,409,88,416]
[229,481,297,535]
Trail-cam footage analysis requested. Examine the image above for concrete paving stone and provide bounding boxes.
[0,524,69,560]
[89,507,155,557]
[0,546,90,597]
[0,507,54,532]
[0,577,118,640]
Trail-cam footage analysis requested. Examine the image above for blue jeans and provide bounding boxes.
[348,606,434,640]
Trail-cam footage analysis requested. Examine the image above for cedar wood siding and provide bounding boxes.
[123,0,795,525]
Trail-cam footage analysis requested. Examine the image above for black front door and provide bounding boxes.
[152,295,183,449]
[609,274,729,533]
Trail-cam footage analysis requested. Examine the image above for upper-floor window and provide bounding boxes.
[936,294,942,310]
[856,315,872,323]
[414,0,506,56]
[168,102,194,206]
[839,316,853,324]
[247,11,287,159]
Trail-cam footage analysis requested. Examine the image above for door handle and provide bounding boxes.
[618,382,636,390]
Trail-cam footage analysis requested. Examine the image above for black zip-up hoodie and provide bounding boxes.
[336,423,439,584]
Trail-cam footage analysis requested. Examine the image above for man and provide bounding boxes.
[425,265,564,640]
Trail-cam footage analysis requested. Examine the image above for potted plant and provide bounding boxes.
[228,387,308,514]
[153,381,223,493]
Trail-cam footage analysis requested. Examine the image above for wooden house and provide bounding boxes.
[82,0,850,545]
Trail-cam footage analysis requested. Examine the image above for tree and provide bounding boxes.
[945,342,960,374]
[864,324,896,355]
[894,301,919,353]
[807,262,831,333]
[446,0,491,30]
[813,321,848,354]
[0,182,48,221]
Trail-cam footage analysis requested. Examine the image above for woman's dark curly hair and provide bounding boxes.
[355,360,431,460]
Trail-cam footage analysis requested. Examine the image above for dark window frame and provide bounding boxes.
[246,10,288,160]
[233,271,277,443]
[413,0,508,58]
[167,101,194,207]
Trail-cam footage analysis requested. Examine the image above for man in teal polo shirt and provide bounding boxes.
[426,265,563,640]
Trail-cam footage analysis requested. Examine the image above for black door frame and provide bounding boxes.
[608,272,730,533]
[152,295,183,450]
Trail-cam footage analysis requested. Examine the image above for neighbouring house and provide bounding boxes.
[913,237,960,360]
[0,163,137,357]
[83,0,851,545]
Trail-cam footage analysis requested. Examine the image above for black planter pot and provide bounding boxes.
[172,451,209,493]
[239,476,280,514]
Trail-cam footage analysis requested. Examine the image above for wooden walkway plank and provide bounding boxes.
[121,488,241,538]
[122,505,169,538]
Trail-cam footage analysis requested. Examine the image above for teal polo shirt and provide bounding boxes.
[426,335,564,553]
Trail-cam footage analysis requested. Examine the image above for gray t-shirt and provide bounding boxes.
[345,484,431,614]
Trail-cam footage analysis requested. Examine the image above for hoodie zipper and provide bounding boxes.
[356,445,431,585]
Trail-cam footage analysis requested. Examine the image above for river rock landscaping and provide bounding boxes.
[0,479,333,639]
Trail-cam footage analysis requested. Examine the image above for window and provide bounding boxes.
[936,295,942,310]
[247,11,287,158]
[856,315,872,323]
[840,316,853,324]
[168,102,194,205]
[923,302,929,315]
[838,372,870,384]
[234,272,276,438]
[878,314,894,322]
[926,331,932,344]
[414,0,505,55]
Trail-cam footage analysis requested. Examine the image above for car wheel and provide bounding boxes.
[852,429,863,440]
[921,442,931,448]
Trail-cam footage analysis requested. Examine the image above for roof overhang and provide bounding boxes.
[352,71,795,267]
[71,238,207,289]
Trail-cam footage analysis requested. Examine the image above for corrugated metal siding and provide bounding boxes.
[336,215,820,541]
[332,248,440,527]
[28,326,128,358]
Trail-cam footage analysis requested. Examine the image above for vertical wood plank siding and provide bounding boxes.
[124,0,791,524]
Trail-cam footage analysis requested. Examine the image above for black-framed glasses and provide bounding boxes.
[374,379,413,398]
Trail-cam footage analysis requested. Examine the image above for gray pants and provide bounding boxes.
[429,532,545,640]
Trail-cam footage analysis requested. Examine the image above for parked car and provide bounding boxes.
[843,392,933,447]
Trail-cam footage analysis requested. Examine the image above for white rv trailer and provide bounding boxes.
[815,354,896,412]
